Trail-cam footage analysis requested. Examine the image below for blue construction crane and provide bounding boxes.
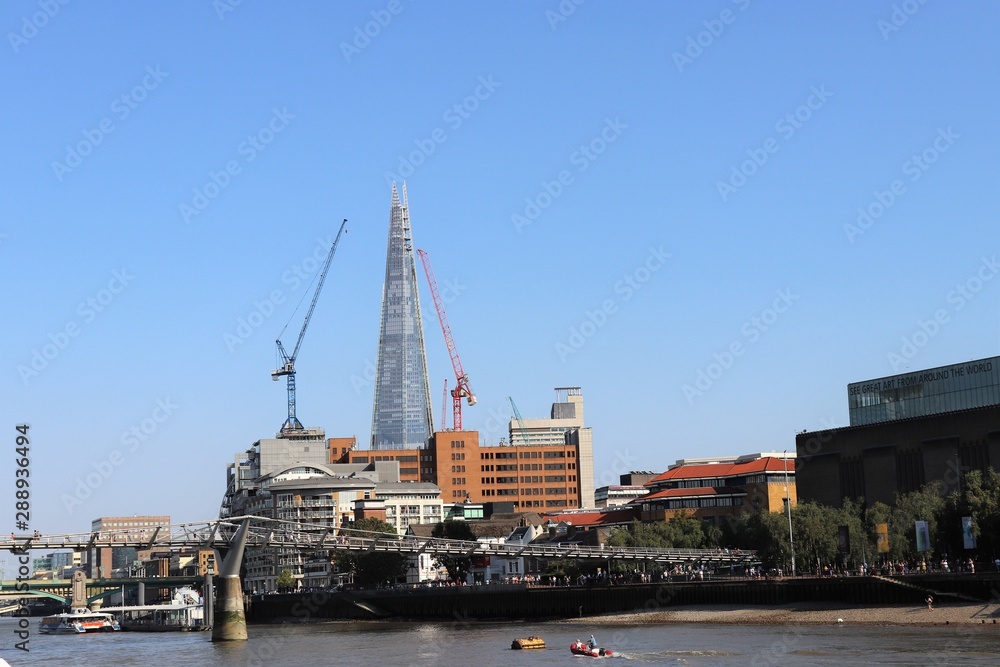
[272,219,347,434]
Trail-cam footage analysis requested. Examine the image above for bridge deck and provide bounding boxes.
[2,517,755,566]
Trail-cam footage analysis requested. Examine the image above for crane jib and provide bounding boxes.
[273,218,347,432]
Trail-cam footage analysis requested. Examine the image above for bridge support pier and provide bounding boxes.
[212,519,250,642]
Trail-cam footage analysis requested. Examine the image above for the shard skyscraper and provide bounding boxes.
[370,183,435,449]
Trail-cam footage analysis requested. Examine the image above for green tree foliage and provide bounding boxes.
[432,520,477,582]
[734,510,790,570]
[891,482,946,560]
[959,468,1000,559]
[606,514,720,551]
[334,517,409,587]
[837,498,871,566]
[791,502,840,573]
[665,476,1000,573]
[275,568,296,592]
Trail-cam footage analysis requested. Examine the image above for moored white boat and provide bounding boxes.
[99,587,206,632]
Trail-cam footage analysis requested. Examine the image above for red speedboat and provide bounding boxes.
[570,640,613,657]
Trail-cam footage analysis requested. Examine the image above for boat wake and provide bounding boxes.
[610,649,741,662]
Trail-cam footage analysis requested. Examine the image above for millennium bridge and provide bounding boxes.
[1,515,754,567]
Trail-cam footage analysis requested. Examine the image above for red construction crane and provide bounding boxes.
[417,248,476,430]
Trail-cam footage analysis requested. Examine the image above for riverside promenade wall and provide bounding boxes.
[247,574,1000,622]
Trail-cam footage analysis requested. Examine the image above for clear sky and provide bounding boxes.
[2,1,998,550]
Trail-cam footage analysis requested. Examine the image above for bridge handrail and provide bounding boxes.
[1,516,755,564]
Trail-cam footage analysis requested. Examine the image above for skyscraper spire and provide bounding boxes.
[370,183,435,449]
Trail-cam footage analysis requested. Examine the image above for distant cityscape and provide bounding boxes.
[26,187,1000,593]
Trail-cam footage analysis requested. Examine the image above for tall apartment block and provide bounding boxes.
[370,183,435,450]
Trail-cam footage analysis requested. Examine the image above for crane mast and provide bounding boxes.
[417,248,476,431]
[272,218,347,434]
[508,396,529,446]
[441,378,449,432]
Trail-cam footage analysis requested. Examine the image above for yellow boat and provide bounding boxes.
[512,635,546,649]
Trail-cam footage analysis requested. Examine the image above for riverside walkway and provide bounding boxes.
[1,516,754,567]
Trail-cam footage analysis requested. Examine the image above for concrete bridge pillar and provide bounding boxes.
[212,519,250,642]
[70,570,87,609]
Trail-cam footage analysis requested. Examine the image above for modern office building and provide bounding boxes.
[594,485,649,508]
[335,389,597,510]
[634,453,795,525]
[222,429,330,518]
[222,433,444,590]
[31,552,78,579]
[370,183,435,450]
[508,387,595,508]
[848,357,1000,426]
[797,356,1000,507]
[88,515,171,578]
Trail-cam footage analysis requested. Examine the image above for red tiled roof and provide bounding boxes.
[636,486,747,502]
[645,457,793,486]
[541,508,636,527]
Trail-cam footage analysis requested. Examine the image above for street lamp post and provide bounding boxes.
[783,449,796,577]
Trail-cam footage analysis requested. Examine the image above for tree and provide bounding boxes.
[837,498,870,568]
[891,482,947,561]
[606,514,719,551]
[792,502,840,573]
[432,520,477,582]
[960,468,1000,560]
[275,568,295,592]
[735,510,790,570]
[334,517,409,587]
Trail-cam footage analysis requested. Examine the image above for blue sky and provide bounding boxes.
[2,1,998,547]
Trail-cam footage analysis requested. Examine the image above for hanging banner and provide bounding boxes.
[962,516,976,550]
[914,520,931,553]
[876,523,889,553]
[838,525,850,554]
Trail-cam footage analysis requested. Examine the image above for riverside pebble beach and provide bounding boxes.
[587,601,1000,627]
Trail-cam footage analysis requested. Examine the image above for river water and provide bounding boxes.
[3,617,999,666]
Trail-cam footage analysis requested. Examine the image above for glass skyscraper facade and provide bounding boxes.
[848,356,1000,426]
[370,183,435,449]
